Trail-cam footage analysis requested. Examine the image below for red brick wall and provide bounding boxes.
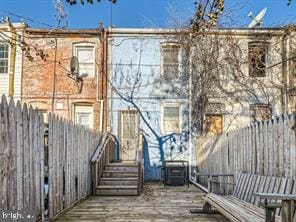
[22,30,107,131]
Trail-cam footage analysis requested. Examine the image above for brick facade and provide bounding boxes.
[22,29,107,131]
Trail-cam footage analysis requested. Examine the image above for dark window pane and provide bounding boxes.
[162,45,180,80]
[248,42,267,77]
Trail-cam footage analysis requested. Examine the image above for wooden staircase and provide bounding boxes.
[91,133,144,197]
[96,162,141,196]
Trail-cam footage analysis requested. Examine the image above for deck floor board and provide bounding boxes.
[55,182,228,221]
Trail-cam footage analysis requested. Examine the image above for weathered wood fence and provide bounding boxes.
[0,95,102,221]
[196,114,296,190]
[47,113,101,219]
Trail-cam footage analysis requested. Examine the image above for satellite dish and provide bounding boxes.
[248,8,267,28]
[70,56,79,76]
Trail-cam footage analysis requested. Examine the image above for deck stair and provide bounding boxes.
[96,162,140,196]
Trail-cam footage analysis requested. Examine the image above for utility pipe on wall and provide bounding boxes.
[8,21,17,97]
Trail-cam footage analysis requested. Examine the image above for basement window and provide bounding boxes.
[248,42,268,77]
[0,43,9,74]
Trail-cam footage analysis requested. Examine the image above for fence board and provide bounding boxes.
[16,101,23,209]
[0,96,9,209]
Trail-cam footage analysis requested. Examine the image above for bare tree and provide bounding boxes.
[180,1,296,136]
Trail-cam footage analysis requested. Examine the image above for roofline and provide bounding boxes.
[0,22,27,30]
[106,27,290,36]
[26,28,102,35]
[106,28,183,35]
[23,25,295,36]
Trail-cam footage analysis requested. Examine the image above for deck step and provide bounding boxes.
[96,185,138,196]
[105,164,138,172]
[100,177,138,186]
[103,170,138,178]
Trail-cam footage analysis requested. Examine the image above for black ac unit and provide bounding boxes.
[163,161,188,186]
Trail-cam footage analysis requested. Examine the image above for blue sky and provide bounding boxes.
[0,0,295,29]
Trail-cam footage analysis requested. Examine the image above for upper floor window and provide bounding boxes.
[249,104,272,122]
[161,43,180,80]
[204,114,223,135]
[248,42,267,77]
[75,45,95,78]
[0,44,9,74]
[161,104,182,134]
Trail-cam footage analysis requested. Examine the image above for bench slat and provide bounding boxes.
[254,176,267,205]
[245,174,258,203]
[251,175,262,204]
[242,174,255,201]
[226,196,281,222]
[263,176,272,193]
[233,172,243,196]
[203,195,240,222]
[205,193,266,222]
[241,174,252,201]
[235,173,248,199]
[275,177,287,215]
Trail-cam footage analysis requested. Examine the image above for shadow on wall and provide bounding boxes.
[143,136,162,181]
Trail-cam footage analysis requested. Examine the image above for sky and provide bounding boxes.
[0,0,295,29]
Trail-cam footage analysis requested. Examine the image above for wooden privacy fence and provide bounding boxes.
[0,95,102,221]
[0,96,45,219]
[47,113,101,219]
[196,114,296,191]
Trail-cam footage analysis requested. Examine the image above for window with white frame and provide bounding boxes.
[74,104,93,129]
[0,43,9,74]
[75,45,95,77]
[161,104,181,133]
[161,43,180,80]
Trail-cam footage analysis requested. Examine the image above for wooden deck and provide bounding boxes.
[55,182,228,221]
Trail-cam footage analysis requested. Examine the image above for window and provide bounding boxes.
[248,42,267,77]
[162,104,181,133]
[249,104,272,122]
[204,114,223,135]
[74,104,93,129]
[161,44,180,80]
[38,109,48,124]
[75,45,95,77]
[0,43,9,74]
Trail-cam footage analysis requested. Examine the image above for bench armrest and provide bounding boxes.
[255,193,296,201]
[193,171,234,177]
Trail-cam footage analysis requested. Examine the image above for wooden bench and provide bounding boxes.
[200,172,296,222]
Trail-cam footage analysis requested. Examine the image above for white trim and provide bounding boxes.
[73,103,94,129]
[0,42,10,75]
[73,42,96,78]
[160,103,183,134]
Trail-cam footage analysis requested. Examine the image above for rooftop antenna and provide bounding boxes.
[248,8,267,28]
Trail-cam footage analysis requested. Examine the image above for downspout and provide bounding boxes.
[97,29,108,132]
[8,22,17,98]
[104,29,112,132]
[99,29,108,133]
[188,34,193,179]
[281,31,288,114]
[51,39,58,113]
